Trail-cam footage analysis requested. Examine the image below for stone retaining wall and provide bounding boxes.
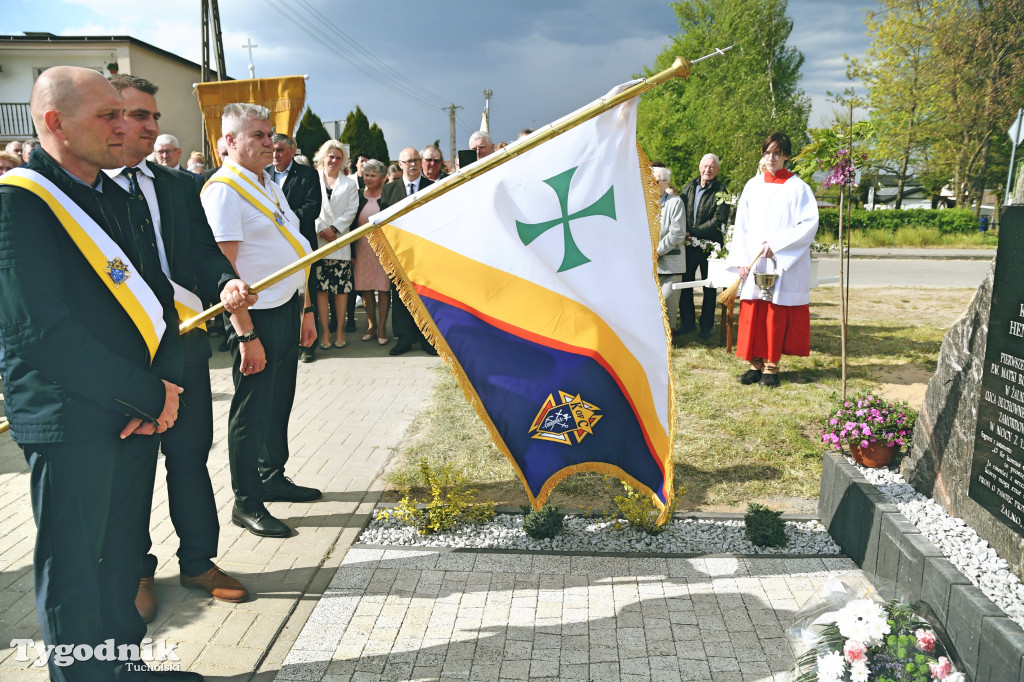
[819,451,1024,681]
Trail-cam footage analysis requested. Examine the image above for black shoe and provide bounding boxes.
[759,373,780,388]
[674,326,697,337]
[217,339,229,353]
[389,343,413,356]
[146,669,204,680]
[300,347,315,363]
[231,506,291,537]
[421,342,438,356]
[698,327,713,339]
[738,368,763,385]
[262,476,322,502]
[345,320,357,333]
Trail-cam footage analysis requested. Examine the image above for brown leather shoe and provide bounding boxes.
[179,565,249,603]
[136,576,157,623]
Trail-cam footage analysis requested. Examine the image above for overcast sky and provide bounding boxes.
[3,0,876,158]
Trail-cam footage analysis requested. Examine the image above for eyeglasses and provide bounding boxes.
[422,158,441,163]
[399,158,420,165]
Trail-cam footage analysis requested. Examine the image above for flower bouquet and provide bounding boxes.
[790,577,962,681]
[821,391,916,453]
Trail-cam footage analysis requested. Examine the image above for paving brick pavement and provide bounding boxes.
[277,548,861,682]
[0,338,443,681]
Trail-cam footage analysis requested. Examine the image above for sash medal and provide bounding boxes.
[0,168,167,362]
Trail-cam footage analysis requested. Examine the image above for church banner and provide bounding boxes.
[369,93,676,519]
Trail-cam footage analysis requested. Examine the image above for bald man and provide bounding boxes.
[0,67,197,680]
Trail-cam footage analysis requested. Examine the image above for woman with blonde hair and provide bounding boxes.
[312,140,360,348]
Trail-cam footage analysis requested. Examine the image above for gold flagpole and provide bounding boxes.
[0,48,730,438]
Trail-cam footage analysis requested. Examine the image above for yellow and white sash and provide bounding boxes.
[170,281,206,331]
[0,167,166,362]
[203,164,310,279]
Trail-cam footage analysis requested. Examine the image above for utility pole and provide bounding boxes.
[443,103,462,167]
[242,37,258,79]
[200,0,227,160]
[481,89,493,134]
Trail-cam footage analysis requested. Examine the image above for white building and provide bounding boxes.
[0,32,226,160]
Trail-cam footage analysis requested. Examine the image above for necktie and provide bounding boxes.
[122,167,159,256]
[408,182,415,196]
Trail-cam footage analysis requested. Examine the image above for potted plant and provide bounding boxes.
[821,391,916,468]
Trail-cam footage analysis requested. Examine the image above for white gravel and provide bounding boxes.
[852,457,1024,630]
[358,510,841,555]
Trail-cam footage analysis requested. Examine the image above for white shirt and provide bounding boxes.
[403,175,423,195]
[202,158,309,309]
[725,171,819,306]
[316,171,359,261]
[270,160,293,188]
[103,161,171,278]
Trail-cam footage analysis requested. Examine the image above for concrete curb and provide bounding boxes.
[818,451,1024,681]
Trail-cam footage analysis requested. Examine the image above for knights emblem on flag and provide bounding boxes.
[529,391,602,445]
[105,257,131,287]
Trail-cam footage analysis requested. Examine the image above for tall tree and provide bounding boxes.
[368,123,389,164]
[853,0,1024,211]
[295,106,330,160]
[847,1,942,209]
[636,0,810,191]
[340,105,374,160]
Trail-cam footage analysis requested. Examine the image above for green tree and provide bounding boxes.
[368,122,389,163]
[847,1,943,209]
[294,106,330,160]
[852,0,1024,212]
[340,105,374,161]
[637,0,810,191]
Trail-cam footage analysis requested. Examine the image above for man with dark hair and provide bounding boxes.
[107,73,255,623]
[678,153,729,339]
[268,132,322,362]
[0,65,194,680]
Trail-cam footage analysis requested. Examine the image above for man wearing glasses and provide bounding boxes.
[382,148,437,356]
[420,145,447,182]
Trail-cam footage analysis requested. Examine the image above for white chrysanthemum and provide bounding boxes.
[816,651,845,681]
[850,660,870,682]
[833,599,891,645]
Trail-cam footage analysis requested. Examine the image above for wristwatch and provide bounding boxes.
[237,329,259,343]
[303,306,315,314]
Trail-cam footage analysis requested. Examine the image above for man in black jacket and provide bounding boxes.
[267,133,322,362]
[0,66,195,681]
[107,74,256,623]
[382,147,436,356]
[679,154,730,338]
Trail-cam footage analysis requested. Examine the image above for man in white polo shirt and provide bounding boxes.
[201,103,319,538]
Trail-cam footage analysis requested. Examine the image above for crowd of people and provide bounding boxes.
[0,62,818,680]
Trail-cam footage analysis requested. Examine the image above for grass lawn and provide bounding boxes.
[819,227,999,249]
[382,286,978,513]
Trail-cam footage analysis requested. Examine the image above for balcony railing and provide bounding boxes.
[0,103,35,139]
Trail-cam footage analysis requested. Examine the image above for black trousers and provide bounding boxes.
[391,288,426,348]
[679,244,717,332]
[227,295,301,511]
[25,435,155,681]
[140,356,219,578]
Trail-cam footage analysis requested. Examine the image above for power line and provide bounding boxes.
[259,0,445,111]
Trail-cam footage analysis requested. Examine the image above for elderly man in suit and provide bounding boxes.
[106,74,255,624]
[654,166,687,330]
[0,65,193,681]
[678,153,729,338]
[267,133,322,362]
[381,147,437,356]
